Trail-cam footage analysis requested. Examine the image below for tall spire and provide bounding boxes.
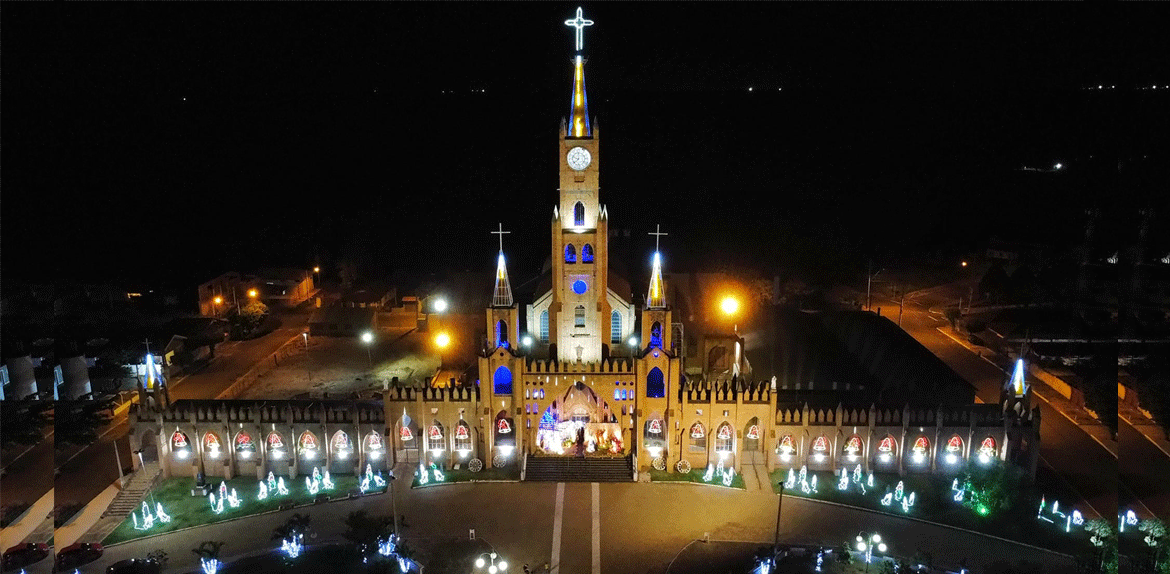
[1007,358,1027,397]
[491,223,514,308]
[648,252,666,309]
[648,224,668,309]
[564,7,594,138]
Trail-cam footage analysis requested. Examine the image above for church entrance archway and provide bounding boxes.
[139,430,159,465]
[742,417,761,453]
[534,381,624,456]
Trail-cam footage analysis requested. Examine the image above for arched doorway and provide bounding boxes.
[534,382,623,456]
[139,430,159,465]
[742,417,761,453]
[397,414,420,464]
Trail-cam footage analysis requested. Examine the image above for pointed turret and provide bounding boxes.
[648,251,666,309]
[569,54,591,138]
[1007,358,1027,397]
[492,252,514,308]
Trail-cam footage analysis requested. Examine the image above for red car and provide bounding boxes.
[2,542,50,572]
[56,542,104,569]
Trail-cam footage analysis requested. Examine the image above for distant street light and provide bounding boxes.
[721,296,740,333]
[628,336,638,348]
[521,335,533,348]
[248,288,258,299]
[432,297,448,313]
[855,532,887,573]
[435,332,451,370]
[867,262,884,312]
[362,331,374,367]
[961,261,968,268]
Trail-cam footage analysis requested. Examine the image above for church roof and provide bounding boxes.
[492,252,514,308]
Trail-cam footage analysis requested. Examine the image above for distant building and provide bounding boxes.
[340,285,397,309]
[251,268,315,308]
[198,272,244,317]
[308,304,376,337]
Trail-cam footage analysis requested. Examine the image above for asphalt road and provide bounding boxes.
[1118,419,1170,518]
[52,313,312,519]
[80,476,1074,574]
[878,287,1128,523]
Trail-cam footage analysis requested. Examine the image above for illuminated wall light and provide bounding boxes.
[945,454,958,464]
[431,449,444,458]
[177,450,190,460]
[499,445,514,457]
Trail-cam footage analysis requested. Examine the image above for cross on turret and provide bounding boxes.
[564,7,594,52]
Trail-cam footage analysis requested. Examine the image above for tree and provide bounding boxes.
[0,400,52,449]
[960,460,1021,517]
[1085,518,1119,574]
[192,541,225,573]
[53,398,116,449]
[229,300,269,339]
[836,543,853,564]
[342,510,393,557]
[272,513,312,542]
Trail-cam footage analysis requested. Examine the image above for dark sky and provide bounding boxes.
[3,4,1167,291]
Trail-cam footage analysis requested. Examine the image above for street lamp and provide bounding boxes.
[248,288,258,299]
[431,297,448,314]
[213,295,223,316]
[866,263,884,312]
[474,551,507,574]
[721,295,740,333]
[362,331,374,367]
[855,532,887,572]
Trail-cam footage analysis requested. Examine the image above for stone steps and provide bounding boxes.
[524,455,631,482]
[103,462,161,518]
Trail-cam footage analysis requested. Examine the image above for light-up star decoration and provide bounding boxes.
[564,7,594,52]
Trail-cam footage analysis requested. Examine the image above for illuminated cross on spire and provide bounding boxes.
[564,7,594,52]
[491,223,511,253]
[648,224,668,252]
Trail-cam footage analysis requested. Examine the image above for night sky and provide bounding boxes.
[3,4,1167,292]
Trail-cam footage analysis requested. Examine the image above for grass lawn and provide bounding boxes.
[768,468,1091,557]
[103,473,384,545]
[411,464,520,487]
[649,468,746,490]
[220,543,417,574]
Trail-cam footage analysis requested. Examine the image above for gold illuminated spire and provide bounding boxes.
[648,252,666,309]
[570,55,590,138]
[491,223,513,308]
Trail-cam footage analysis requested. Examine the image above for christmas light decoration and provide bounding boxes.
[258,481,269,500]
[867,472,874,488]
[911,437,928,463]
[156,503,171,523]
[209,493,224,514]
[691,423,706,439]
[432,464,445,482]
[785,468,795,489]
[747,425,760,440]
[877,436,894,462]
[1038,496,1045,518]
[282,533,304,559]
[894,481,904,501]
[306,476,320,495]
[201,558,220,574]
[228,488,241,508]
[400,425,414,441]
[702,464,714,482]
[852,465,862,485]
[810,475,818,494]
[778,434,795,457]
[723,467,734,487]
[277,477,289,495]
[133,501,156,530]
[323,470,334,490]
[838,469,849,491]
[417,463,429,485]
[1072,510,1084,525]
[881,493,893,506]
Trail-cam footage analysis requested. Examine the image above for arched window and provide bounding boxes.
[650,321,663,348]
[539,310,549,342]
[573,202,585,226]
[610,311,622,344]
[203,432,223,459]
[332,431,351,457]
[646,367,665,398]
[454,422,472,454]
[493,366,513,395]
[715,423,734,452]
[234,431,256,457]
[427,421,445,453]
[495,320,508,348]
[911,436,930,463]
[565,244,576,264]
[574,305,586,327]
[582,244,594,263]
[689,422,707,452]
[298,431,319,456]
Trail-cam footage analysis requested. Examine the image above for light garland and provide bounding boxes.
[156,503,172,523]
[722,467,734,487]
[278,477,289,495]
[258,481,269,501]
[282,533,304,559]
[209,493,224,514]
[323,470,335,490]
[702,464,714,483]
[201,558,220,574]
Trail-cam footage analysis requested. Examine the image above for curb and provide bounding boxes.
[411,479,521,489]
[649,480,746,492]
[101,489,386,548]
[780,492,1075,559]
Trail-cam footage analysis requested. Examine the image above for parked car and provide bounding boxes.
[56,542,104,569]
[2,542,50,571]
[105,558,161,574]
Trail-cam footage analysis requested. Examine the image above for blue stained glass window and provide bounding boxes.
[614,389,621,401]
[539,310,549,342]
[582,244,594,263]
[646,367,665,398]
[565,244,576,264]
[493,366,513,395]
[611,311,622,344]
[650,321,663,349]
[572,280,588,295]
[495,320,508,348]
[574,202,585,226]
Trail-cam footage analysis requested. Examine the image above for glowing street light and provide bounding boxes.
[855,532,887,572]
[521,335,533,347]
[961,261,968,268]
[435,332,451,370]
[362,331,374,367]
[720,296,740,316]
[475,551,507,574]
[248,288,258,299]
[628,336,639,349]
[432,297,448,313]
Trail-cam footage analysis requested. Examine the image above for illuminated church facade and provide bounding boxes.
[128,9,1040,484]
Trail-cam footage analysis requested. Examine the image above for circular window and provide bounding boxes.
[572,280,588,295]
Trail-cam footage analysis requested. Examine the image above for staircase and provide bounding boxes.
[103,461,161,518]
[524,455,632,482]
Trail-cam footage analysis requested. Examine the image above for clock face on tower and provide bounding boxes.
[566,146,592,171]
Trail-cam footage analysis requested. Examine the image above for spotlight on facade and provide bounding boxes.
[647,446,662,457]
[522,335,533,347]
[337,451,349,460]
[304,451,316,460]
[498,445,514,457]
[979,453,990,464]
[369,450,383,460]
[912,452,924,463]
[240,451,252,459]
[177,450,190,460]
[946,454,958,464]
[209,449,221,459]
[628,336,638,348]
[814,454,825,462]
[432,298,448,313]
[272,449,284,459]
[780,453,791,462]
[431,449,443,458]
[362,332,374,344]
[879,453,891,462]
[457,448,471,458]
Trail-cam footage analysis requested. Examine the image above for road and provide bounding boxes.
[81,470,1074,574]
[52,313,312,519]
[886,287,1123,520]
[1118,419,1170,518]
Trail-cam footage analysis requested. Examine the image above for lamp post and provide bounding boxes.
[474,549,508,574]
[361,331,374,368]
[774,483,784,549]
[387,470,399,536]
[213,295,223,317]
[866,261,883,312]
[434,332,451,372]
[854,532,887,573]
[312,266,320,287]
[720,296,740,334]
